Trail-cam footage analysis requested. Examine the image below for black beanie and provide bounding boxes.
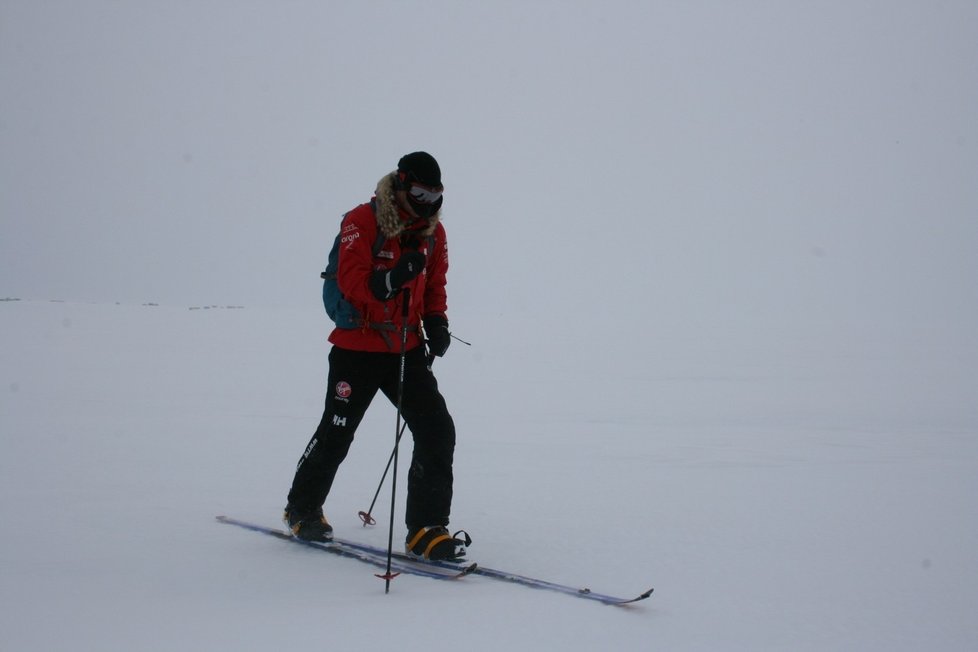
[397,152,442,187]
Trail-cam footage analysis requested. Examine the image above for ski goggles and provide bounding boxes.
[408,182,443,205]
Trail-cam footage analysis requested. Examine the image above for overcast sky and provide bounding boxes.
[2,1,976,346]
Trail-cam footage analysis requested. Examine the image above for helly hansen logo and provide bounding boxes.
[332,415,347,427]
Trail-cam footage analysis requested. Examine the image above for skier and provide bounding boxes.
[284,151,465,560]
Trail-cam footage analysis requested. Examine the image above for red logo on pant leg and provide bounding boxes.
[335,381,352,398]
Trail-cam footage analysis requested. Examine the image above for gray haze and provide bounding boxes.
[2,1,976,344]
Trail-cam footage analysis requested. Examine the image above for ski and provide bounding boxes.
[218,515,652,605]
[215,515,476,581]
[334,536,654,606]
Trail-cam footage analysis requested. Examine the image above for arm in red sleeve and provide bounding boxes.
[335,207,386,309]
[423,223,449,319]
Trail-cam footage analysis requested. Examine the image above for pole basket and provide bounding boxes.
[358,510,377,526]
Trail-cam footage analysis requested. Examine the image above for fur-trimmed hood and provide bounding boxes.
[374,172,441,240]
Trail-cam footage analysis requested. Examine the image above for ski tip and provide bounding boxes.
[616,588,654,605]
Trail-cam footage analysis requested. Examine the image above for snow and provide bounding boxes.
[2,1,977,650]
[2,299,976,650]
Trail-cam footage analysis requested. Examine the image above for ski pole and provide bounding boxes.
[358,421,407,527]
[426,332,471,370]
[378,288,410,594]
[362,332,472,522]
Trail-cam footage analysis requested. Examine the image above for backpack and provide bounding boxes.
[320,213,434,329]
[320,214,387,329]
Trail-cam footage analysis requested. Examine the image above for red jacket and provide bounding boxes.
[328,175,448,353]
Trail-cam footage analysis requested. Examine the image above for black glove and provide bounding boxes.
[369,251,426,301]
[424,315,451,357]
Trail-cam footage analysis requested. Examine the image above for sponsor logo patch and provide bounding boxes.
[335,381,352,398]
[341,231,360,249]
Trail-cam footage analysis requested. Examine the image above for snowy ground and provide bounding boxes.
[2,3,976,649]
[2,298,975,651]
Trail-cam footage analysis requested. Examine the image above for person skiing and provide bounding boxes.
[284,151,465,561]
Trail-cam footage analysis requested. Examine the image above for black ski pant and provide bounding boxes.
[287,345,456,529]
